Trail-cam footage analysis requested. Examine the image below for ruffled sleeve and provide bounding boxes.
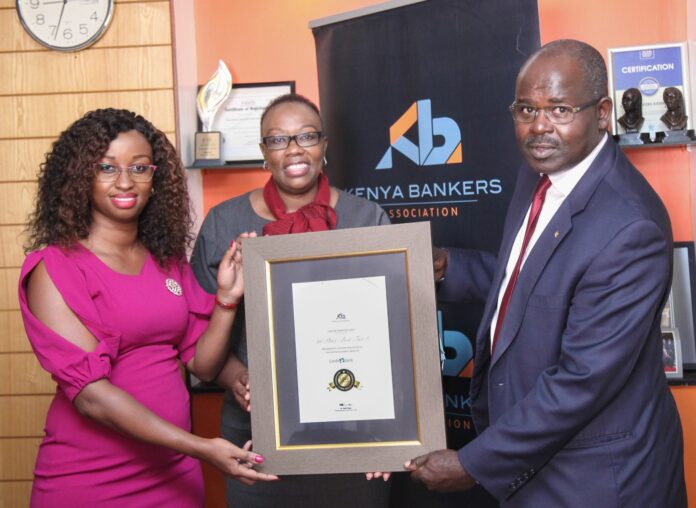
[18,246,122,401]
[177,260,215,364]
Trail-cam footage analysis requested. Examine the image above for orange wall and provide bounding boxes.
[191,1,695,505]
[194,0,379,106]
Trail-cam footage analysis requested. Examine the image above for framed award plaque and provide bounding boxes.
[243,222,446,475]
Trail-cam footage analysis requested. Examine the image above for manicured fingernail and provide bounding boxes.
[254,455,264,464]
[230,240,235,248]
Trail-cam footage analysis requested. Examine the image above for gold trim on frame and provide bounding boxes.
[244,222,445,475]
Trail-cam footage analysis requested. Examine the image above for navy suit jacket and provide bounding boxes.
[439,138,686,507]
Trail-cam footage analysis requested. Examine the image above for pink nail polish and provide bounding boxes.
[254,455,264,464]
[230,240,235,248]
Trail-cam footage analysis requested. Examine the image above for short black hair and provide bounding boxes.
[535,39,608,100]
[260,93,324,131]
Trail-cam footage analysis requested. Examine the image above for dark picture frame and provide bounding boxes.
[198,81,295,166]
[668,242,696,370]
[243,223,446,475]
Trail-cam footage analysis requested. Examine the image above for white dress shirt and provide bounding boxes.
[489,134,609,346]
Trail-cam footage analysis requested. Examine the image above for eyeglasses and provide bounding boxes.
[261,131,323,151]
[509,98,602,125]
[92,163,157,182]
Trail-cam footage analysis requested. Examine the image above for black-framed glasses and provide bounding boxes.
[509,98,603,125]
[92,163,157,182]
[261,131,323,150]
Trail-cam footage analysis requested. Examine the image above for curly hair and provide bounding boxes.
[25,108,193,265]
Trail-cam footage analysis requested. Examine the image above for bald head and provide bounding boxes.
[521,39,608,101]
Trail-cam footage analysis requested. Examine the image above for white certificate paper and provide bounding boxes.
[292,276,395,423]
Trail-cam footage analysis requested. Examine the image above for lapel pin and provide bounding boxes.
[554,231,560,238]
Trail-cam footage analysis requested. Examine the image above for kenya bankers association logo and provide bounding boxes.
[376,99,462,169]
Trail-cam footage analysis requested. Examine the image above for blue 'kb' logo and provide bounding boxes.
[376,99,462,169]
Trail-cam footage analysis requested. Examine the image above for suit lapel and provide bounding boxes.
[471,169,539,382]
[487,139,620,368]
[489,206,572,365]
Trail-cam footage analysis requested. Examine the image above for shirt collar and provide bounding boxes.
[545,133,608,198]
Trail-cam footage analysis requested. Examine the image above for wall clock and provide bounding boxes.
[16,0,114,52]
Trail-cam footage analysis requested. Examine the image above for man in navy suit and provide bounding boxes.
[407,40,687,507]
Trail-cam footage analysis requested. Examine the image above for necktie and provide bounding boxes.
[491,174,552,353]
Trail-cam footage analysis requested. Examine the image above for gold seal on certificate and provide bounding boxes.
[335,369,355,391]
[194,59,232,166]
[329,369,361,391]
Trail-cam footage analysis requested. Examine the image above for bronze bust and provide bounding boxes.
[617,88,644,133]
[660,87,688,131]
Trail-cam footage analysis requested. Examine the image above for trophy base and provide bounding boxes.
[614,130,696,148]
[614,132,646,146]
[193,131,226,168]
[661,129,696,144]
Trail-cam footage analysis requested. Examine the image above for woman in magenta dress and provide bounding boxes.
[19,108,276,507]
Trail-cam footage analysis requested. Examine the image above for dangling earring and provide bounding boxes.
[323,156,328,167]
[263,161,269,170]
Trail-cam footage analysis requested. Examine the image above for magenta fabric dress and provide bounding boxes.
[18,245,215,508]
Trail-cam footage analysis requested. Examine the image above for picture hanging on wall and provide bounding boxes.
[666,242,696,371]
[662,329,683,379]
[198,81,295,166]
[608,42,694,146]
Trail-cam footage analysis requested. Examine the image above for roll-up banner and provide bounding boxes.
[312,0,538,501]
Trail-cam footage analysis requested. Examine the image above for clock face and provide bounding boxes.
[16,0,114,52]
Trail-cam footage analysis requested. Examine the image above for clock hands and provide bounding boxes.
[53,0,67,40]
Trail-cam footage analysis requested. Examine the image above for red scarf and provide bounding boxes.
[262,173,337,236]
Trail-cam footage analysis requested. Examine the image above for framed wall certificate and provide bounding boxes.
[205,81,294,165]
[243,222,446,475]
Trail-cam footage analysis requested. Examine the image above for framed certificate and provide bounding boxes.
[243,222,446,475]
[206,81,294,165]
[607,43,692,136]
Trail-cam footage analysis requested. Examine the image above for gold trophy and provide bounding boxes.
[194,60,232,166]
